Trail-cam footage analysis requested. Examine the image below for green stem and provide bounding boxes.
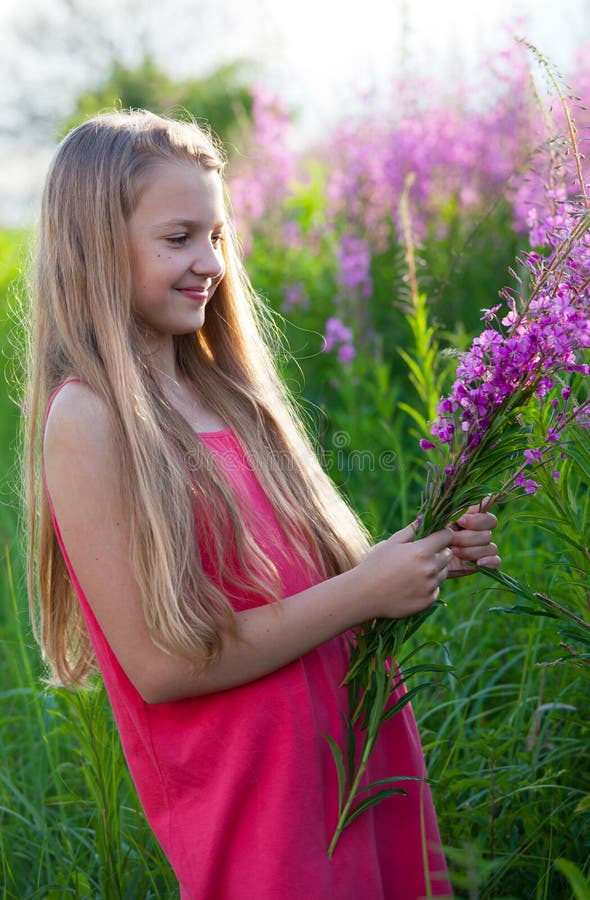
[536,592,590,631]
[327,716,383,858]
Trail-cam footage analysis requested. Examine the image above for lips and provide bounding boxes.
[177,286,209,302]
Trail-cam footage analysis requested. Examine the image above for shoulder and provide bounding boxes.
[45,379,108,431]
[45,381,112,452]
[44,381,117,490]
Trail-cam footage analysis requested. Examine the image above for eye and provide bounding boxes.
[212,232,225,247]
[166,234,189,246]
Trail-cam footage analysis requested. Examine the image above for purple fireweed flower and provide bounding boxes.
[337,234,373,298]
[324,317,353,352]
[229,86,296,248]
[323,317,355,365]
[282,221,303,249]
[282,282,309,313]
[338,343,356,364]
[481,304,503,321]
[514,472,540,494]
[420,439,436,450]
[536,377,555,396]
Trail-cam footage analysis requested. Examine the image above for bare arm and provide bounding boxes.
[44,382,493,704]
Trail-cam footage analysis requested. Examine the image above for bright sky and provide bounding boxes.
[252,0,590,138]
[1,0,589,222]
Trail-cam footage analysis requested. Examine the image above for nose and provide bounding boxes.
[190,240,225,283]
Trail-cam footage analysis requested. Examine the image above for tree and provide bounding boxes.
[61,55,254,149]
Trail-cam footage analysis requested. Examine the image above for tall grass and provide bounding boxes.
[0,547,174,898]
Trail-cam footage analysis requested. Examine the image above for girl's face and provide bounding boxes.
[126,160,226,346]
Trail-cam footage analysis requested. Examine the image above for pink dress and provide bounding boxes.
[46,411,451,899]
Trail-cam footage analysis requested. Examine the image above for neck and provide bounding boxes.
[141,336,179,387]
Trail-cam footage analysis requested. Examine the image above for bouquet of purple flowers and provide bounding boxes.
[418,205,590,523]
[327,190,590,855]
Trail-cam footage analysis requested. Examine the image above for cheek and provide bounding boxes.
[129,245,156,289]
[137,253,176,288]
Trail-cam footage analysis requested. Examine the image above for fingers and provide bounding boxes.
[451,509,497,552]
[452,540,498,562]
[390,523,453,550]
[450,505,501,573]
[387,516,499,594]
[389,522,421,544]
[463,496,495,515]
[436,547,454,582]
[456,510,498,531]
[474,554,502,569]
[418,528,454,553]
[452,528,493,549]
[448,541,502,575]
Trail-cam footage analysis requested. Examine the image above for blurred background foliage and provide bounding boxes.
[60,55,255,148]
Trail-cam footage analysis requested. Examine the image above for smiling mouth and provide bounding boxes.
[177,287,209,302]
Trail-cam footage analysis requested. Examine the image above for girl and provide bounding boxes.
[26,110,500,899]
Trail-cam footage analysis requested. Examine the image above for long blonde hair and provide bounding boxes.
[25,109,370,686]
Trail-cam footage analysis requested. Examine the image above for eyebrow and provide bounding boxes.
[157,218,226,230]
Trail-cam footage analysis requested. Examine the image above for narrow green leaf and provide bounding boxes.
[519,518,586,553]
[398,401,429,432]
[558,627,590,647]
[356,775,425,797]
[575,794,590,814]
[344,787,408,827]
[398,350,427,388]
[553,858,590,900]
[489,604,560,619]
[381,683,434,723]
[346,716,357,786]
[394,663,453,682]
[324,735,346,814]
[562,446,590,484]
[398,639,443,666]
[367,671,388,738]
[480,566,538,599]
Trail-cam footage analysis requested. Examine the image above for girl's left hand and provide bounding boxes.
[447,505,501,577]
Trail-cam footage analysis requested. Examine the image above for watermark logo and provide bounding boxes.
[187,430,401,474]
[320,430,399,473]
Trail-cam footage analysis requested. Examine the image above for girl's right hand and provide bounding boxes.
[356,524,454,620]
